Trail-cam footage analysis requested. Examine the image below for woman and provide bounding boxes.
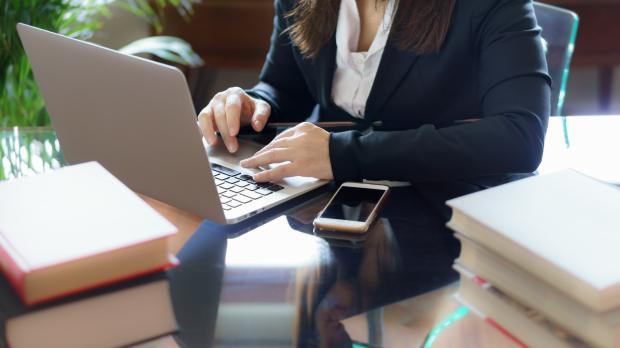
[197,0,550,188]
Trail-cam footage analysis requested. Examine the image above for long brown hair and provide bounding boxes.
[285,0,456,58]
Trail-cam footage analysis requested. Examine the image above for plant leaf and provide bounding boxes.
[119,36,204,67]
[1,0,199,128]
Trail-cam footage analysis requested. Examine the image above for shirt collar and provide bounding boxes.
[335,0,396,57]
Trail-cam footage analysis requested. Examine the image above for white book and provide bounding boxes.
[456,233,620,347]
[0,161,178,305]
[447,169,620,312]
[7,276,176,348]
[454,267,586,348]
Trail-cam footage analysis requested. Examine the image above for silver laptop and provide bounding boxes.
[17,23,328,224]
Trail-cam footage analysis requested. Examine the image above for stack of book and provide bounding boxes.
[0,162,180,347]
[447,169,620,348]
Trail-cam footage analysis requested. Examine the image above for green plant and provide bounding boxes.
[0,0,202,128]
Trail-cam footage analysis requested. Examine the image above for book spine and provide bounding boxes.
[27,256,177,306]
[0,232,27,302]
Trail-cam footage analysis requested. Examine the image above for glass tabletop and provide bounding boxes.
[1,128,473,348]
[173,185,463,347]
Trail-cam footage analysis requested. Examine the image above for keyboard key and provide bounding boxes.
[256,182,272,188]
[232,194,252,204]
[217,187,226,194]
[214,178,223,186]
[268,185,284,192]
[240,190,261,200]
[228,200,242,208]
[256,188,273,195]
[238,174,253,181]
[245,184,260,191]
[211,163,240,176]
[222,204,231,211]
[226,177,240,184]
[219,182,234,190]
[231,186,244,193]
[221,191,236,198]
[220,197,232,204]
[215,173,230,180]
[236,181,249,188]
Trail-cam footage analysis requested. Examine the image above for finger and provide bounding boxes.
[240,148,292,168]
[253,163,295,182]
[197,105,217,145]
[234,89,254,124]
[257,127,299,154]
[225,93,242,137]
[213,100,239,153]
[252,135,297,157]
[271,126,297,142]
[254,128,295,156]
[251,100,271,132]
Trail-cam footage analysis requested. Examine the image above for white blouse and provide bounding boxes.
[331,0,395,119]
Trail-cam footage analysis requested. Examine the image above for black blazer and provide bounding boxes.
[247,0,551,189]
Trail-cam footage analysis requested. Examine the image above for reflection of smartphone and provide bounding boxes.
[313,182,390,233]
[313,228,367,248]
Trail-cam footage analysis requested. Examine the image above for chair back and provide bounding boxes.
[534,2,579,116]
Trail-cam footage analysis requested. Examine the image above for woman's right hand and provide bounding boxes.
[198,87,271,153]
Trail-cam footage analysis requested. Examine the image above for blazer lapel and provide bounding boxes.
[314,36,338,108]
[365,44,421,121]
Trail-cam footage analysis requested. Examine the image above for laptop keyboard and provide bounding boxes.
[211,163,285,211]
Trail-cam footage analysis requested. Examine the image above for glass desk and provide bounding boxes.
[1,128,516,347]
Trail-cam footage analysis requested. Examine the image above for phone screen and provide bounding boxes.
[321,186,385,222]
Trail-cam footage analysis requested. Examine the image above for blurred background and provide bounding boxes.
[2,0,620,128]
[96,0,620,116]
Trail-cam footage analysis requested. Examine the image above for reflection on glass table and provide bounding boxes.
[209,186,465,347]
[1,127,518,347]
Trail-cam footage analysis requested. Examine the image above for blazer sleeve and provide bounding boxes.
[245,0,316,122]
[329,0,551,183]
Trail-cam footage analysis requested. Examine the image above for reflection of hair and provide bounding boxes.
[285,0,457,58]
[292,246,338,347]
[292,219,400,347]
[358,220,400,301]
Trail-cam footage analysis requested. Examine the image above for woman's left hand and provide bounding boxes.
[240,122,334,182]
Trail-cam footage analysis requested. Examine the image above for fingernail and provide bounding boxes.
[240,159,248,167]
[228,143,238,153]
[254,120,261,128]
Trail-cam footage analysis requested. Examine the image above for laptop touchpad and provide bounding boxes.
[205,138,263,168]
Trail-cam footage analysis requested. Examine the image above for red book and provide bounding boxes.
[0,162,178,305]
